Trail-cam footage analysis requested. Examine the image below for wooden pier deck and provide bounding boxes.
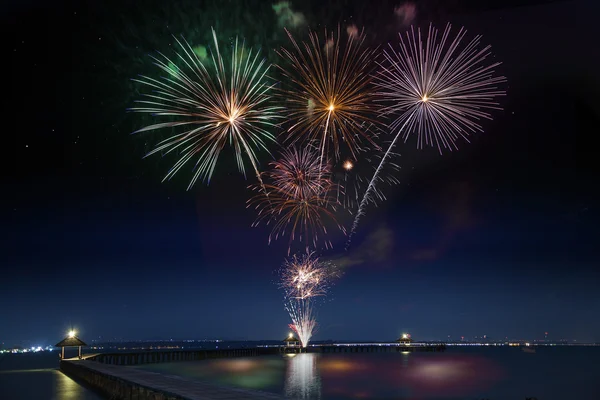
[61,359,284,400]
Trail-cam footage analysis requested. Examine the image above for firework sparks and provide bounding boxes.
[276,27,380,172]
[130,29,281,190]
[280,252,341,347]
[268,147,329,200]
[280,252,339,299]
[248,146,346,254]
[286,301,317,349]
[376,23,506,152]
[348,24,506,245]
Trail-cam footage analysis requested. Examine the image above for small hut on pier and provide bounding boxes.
[396,333,413,345]
[284,333,300,348]
[56,331,87,359]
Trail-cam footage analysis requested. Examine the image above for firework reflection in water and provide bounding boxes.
[284,353,322,400]
[280,252,341,347]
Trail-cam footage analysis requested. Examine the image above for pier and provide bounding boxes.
[84,347,281,365]
[59,343,445,399]
[79,343,445,365]
[317,342,447,353]
[60,358,284,400]
[280,342,447,354]
[61,347,285,399]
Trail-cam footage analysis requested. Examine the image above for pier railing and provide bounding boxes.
[86,347,281,365]
[84,343,446,366]
[317,343,447,353]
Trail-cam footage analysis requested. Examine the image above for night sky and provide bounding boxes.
[2,0,598,346]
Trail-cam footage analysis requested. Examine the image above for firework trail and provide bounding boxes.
[347,24,506,246]
[280,252,341,347]
[248,146,346,254]
[286,300,317,349]
[276,27,380,173]
[332,140,402,213]
[130,29,281,190]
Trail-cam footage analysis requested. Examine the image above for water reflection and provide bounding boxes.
[54,369,94,400]
[401,351,410,368]
[284,353,321,399]
[314,351,503,399]
[0,369,103,400]
[402,354,503,398]
[135,348,599,399]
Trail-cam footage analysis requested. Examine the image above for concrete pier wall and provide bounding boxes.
[60,357,285,399]
[60,360,187,399]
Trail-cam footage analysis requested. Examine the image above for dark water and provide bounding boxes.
[0,352,103,400]
[135,347,600,399]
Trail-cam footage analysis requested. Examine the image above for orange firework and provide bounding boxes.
[276,26,380,171]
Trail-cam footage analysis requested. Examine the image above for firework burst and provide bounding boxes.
[248,146,346,254]
[280,251,339,299]
[280,252,340,347]
[130,29,281,190]
[276,27,380,172]
[376,23,506,152]
[348,24,506,245]
[268,147,329,200]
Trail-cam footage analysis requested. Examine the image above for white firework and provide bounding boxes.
[348,23,506,246]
